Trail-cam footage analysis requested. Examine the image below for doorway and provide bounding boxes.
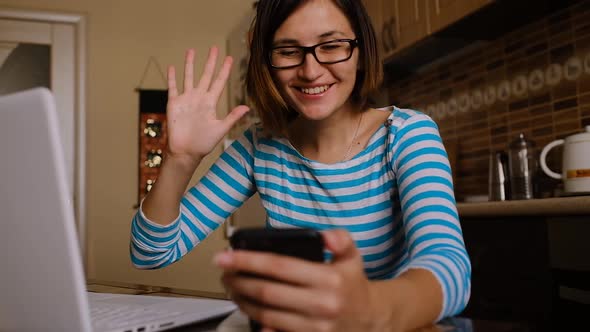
[0,9,87,263]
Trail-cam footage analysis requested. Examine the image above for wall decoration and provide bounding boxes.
[512,75,528,97]
[471,89,483,109]
[447,98,458,116]
[135,57,168,206]
[528,69,544,91]
[137,90,167,204]
[564,56,583,81]
[484,86,496,106]
[458,93,470,113]
[422,51,590,122]
[545,63,562,86]
[497,80,511,101]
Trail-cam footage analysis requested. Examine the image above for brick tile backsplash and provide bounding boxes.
[386,0,590,200]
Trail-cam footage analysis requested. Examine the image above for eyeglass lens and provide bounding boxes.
[271,40,354,68]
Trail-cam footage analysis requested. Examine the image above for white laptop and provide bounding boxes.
[0,88,237,332]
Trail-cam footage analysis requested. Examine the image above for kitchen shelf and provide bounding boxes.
[457,196,590,218]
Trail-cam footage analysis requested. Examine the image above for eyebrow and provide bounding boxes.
[272,30,347,47]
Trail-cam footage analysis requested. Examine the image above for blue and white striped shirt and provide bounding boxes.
[130,106,471,319]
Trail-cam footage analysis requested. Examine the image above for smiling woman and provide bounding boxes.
[130,1,471,331]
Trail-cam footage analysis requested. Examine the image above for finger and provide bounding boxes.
[196,46,219,92]
[214,250,330,287]
[167,65,178,98]
[222,273,335,317]
[220,270,239,296]
[222,105,250,131]
[234,295,318,332]
[209,56,233,99]
[183,48,195,91]
[322,229,359,262]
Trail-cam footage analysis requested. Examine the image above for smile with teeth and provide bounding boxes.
[299,85,330,95]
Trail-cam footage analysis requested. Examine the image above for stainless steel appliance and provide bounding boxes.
[489,150,510,201]
[508,133,537,200]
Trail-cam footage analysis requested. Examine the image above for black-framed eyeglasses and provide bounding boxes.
[270,39,358,69]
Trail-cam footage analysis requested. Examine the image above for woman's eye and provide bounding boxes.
[277,49,300,57]
[320,44,343,51]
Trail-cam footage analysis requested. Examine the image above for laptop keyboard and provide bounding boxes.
[86,291,236,332]
[90,301,182,330]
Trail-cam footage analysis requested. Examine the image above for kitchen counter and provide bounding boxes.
[457,195,590,217]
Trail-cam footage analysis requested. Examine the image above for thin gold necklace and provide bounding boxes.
[341,111,363,162]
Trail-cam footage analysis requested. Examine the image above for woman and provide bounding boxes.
[130,0,471,331]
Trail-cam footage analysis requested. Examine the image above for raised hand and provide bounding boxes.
[166,47,250,164]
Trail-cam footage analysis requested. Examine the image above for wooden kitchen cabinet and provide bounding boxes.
[364,0,411,62]
[427,0,493,34]
[363,0,495,63]
[380,0,397,59]
[460,216,554,331]
[362,0,385,57]
[389,0,429,59]
[365,0,429,61]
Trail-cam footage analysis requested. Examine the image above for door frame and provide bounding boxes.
[0,8,87,265]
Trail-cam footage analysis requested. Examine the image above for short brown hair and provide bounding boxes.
[246,0,383,137]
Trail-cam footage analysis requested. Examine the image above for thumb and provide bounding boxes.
[322,229,359,262]
[223,105,250,130]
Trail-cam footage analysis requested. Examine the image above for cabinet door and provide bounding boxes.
[393,0,429,55]
[428,0,492,34]
[461,217,553,329]
[362,0,385,57]
[380,0,398,59]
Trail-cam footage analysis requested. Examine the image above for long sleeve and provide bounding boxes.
[389,110,471,319]
[130,129,258,269]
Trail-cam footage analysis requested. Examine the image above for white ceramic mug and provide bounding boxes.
[540,126,590,194]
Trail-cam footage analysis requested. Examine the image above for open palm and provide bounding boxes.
[166,47,249,162]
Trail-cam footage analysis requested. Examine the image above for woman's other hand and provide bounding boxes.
[166,47,250,164]
[214,229,382,332]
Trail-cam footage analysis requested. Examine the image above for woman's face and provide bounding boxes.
[271,0,359,121]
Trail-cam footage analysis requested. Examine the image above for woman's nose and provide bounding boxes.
[297,53,323,81]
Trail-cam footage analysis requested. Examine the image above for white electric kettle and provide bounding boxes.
[540,126,590,194]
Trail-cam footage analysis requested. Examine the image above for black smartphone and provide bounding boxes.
[229,227,324,332]
[230,227,324,261]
